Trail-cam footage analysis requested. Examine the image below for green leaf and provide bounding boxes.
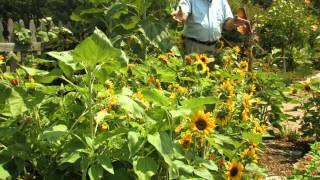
[141,88,170,107]
[59,152,81,164]
[169,108,191,118]
[117,95,145,118]
[0,165,11,179]
[48,51,80,77]
[35,68,63,84]
[0,83,11,110]
[133,157,158,180]
[195,157,218,171]
[73,28,128,68]
[41,124,68,141]
[194,167,213,180]
[147,132,173,164]
[97,155,114,174]
[20,65,49,76]
[172,160,194,174]
[242,132,262,145]
[88,164,104,180]
[94,128,129,145]
[128,131,145,158]
[8,88,27,117]
[181,97,217,109]
[245,163,268,176]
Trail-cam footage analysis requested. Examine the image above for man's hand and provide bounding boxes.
[171,6,188,23]
[224,16,251,33]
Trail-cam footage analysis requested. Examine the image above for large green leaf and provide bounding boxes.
[35,68,63,84]
[20,65,48,76]
[88,164,104,180]
[194,167,213,180]
[242,132,262,145]
[0,165,11,179]
[128,131,145,158]
[94,128,129,145]
[172,160,194,174]
[141,88,170,107]
[73,28,128,68]
[181,96,217,109]
[117,95,145,118]
[0,83,11,110]
[133,157,158,180]
[8,88,27,117]
[48,51,80,77]
[97,155,114,174]
[147,132,173,164]
[41,124,68,141]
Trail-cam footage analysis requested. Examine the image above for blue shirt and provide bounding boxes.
[179,0,234,42]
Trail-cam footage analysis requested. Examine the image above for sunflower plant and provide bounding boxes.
[0,29,268,179]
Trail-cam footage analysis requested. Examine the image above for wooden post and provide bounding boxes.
[0,18,4,42]
[7,18,14,42]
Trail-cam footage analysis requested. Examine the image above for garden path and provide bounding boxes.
[262,71,320,179]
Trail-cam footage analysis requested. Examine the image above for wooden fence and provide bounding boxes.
[0,18,69,72]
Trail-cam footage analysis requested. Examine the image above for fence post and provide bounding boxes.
[0,18,4,42]
[7,18,14,42]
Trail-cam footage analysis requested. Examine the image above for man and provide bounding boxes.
[172,0,246,55]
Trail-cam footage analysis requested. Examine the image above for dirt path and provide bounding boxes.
[261,71,320,179]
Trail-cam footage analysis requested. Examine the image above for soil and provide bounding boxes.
[259,71,320,178]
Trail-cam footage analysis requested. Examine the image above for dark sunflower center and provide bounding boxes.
[183,140,191,146]
[195,119,207,130]
[197,63,204,71]
[201,57,206,62]
[217,109,228,119]
[304,85,311,91]
[230,167,239,177]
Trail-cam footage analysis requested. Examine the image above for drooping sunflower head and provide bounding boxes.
[179,133,193,148]
[190,111,216,135]
[225,160,244,180]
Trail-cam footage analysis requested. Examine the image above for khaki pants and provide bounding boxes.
[184,38,217,55]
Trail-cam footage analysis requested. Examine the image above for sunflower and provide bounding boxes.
[179,133,193,148]
[190,111,216,135]
[167,51,176,57]
[0,54,4,63]
[239,61,248,72]
[242,93,251,110]
[221,79,235,97]
[216,106,231,126]
[196,54,209,64]
[289,87,297,95]
[241,146,259,163]
[159,54,169,63]
[100,122,109,130]
[253,124,267,134]
[242,108,250,122]
[304,82,312,92]
[195,60,209,74]
[250,84,256,94]
[225,160,244,180]
[185,55,193,65]
[233,46,241,54]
